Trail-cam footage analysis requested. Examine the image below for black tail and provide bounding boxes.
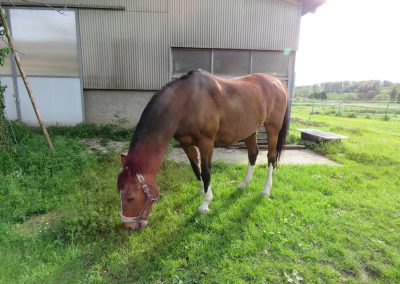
[276,104,289,161]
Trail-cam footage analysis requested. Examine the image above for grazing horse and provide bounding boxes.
[118,69,288,230]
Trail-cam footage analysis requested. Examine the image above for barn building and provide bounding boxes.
[1,0,324,127]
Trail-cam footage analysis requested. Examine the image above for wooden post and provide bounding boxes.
[0,6,53,149]
[309,101,315,121]
[385,103,389,120]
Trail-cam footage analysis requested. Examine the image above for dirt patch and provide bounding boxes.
[291,117,328,127]
[13,211,59,235]
[81,138,129,154]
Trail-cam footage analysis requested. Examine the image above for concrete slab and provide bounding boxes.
[168,147,340,166]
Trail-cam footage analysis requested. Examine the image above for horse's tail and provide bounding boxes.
[276,102,289,161]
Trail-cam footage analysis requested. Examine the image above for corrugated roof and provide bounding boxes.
[301,0,325,15]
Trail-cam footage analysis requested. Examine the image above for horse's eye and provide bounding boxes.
[127,197,135,202]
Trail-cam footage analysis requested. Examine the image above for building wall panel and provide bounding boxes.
[84,90,154,127]
[169,0,300,50]
[1,0,302,90]
[78,9,169,89]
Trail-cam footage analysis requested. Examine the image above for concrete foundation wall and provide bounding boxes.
[84,90,154,127]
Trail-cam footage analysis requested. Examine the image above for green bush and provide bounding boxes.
[47,123,132,141]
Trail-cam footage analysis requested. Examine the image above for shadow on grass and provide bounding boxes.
[20,162,271,282]
[104,185,266,282]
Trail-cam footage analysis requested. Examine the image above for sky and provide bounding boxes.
[295,0,400,86]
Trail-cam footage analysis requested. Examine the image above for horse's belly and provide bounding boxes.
[215,121,262,146]
[215,94,267,145]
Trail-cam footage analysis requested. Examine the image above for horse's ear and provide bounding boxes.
[120,153,127,166]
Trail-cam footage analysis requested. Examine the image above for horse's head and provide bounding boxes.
[117,154,158,230]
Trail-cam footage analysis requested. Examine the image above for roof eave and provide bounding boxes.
[301,0,326,16]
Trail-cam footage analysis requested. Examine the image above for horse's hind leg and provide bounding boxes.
[262,123,279,197]
[238,133,259,190]
[182,144,204,194]
[197,138,214,214]
[182,144,201,181]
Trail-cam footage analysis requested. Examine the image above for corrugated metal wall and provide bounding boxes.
[78,9,169,89]
[169,0,300,50]
[1,0,302,90]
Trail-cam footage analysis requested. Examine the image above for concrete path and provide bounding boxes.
[80,139,339,166]
[168,147,339,165]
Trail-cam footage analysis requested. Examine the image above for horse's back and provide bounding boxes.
[173,70,287,145]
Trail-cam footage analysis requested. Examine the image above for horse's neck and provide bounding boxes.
[129,135,171,177]
[128,89,180,177]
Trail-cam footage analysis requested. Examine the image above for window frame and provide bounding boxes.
[2,7,81,78]
[171,47,291,82]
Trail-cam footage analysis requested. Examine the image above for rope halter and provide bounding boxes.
[120,173,158,223]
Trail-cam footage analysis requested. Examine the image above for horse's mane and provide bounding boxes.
[129,69,198,150]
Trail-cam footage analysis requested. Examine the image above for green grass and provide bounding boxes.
[1,111,400,283]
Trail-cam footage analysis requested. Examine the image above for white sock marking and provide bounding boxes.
[198,186,213,214]
[238,162,255,190]
[262,164,274,197]
[198,178,204,195]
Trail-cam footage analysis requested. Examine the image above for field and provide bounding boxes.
[291,100,400,120]
[1,106,399,283]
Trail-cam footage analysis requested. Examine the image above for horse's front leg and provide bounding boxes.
[197,138,214,214]
[263,124,279,197]
[238,133,258,190]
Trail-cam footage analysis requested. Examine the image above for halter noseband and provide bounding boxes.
[120,173,158,223]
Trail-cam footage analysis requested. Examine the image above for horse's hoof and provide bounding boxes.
[262,191,270,198]
[197,206,209,214]
[238,182,248,190]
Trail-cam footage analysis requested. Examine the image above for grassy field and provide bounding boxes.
[292,100,400,119]
[1,108,400,283]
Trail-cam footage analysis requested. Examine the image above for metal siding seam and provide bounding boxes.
[266,0,272,49]
[261,0,266,49]
[231,0,234,48]
[277,0,282,49]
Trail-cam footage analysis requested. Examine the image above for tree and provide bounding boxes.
[383,80,393,87]
[389,87,398,101]
[0,25,12,151]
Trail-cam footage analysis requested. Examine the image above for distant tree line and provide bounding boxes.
[295,80,400,102]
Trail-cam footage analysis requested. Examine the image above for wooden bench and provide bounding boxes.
[297,128,348,143]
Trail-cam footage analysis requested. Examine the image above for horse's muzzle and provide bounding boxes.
[122,219,148,230]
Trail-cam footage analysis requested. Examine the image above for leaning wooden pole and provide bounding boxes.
[0,6,53,149]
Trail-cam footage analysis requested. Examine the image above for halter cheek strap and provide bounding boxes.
[120,173,158,223]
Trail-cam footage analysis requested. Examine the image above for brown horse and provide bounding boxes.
[118,69,288,230]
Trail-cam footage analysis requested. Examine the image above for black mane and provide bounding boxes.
[129,69,199,149]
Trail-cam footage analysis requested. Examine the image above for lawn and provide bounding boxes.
[1,108,399,283]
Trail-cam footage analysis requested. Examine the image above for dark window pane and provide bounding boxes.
[172,49,211,74]
[213,50,250,76]
[252,51,289,77]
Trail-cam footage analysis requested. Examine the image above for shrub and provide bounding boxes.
[47,123,132,141]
